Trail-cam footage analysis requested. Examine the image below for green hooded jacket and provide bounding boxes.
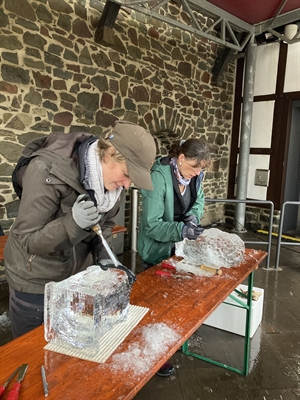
[138,157,205,266]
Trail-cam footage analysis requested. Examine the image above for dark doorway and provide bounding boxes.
[283,99,300,235]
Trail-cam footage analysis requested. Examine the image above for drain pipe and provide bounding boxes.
[235,36,257,232]
[130,187,139,252]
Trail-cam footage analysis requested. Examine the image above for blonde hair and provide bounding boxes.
[97,137,126,163]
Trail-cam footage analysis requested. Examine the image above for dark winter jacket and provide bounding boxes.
[5,132,121,294]
[138,157,205,265]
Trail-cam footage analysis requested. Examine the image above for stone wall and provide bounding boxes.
[0,0,235,245]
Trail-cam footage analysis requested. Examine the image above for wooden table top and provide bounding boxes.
[0,248,267,400]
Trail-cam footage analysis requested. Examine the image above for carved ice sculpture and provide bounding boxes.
[44,265,131,351]
[175,228,245,268]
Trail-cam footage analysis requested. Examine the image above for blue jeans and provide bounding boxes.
[9,288,44,339]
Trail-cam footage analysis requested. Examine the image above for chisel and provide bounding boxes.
[78,194,136,283]
[92,223,136,284]
[77,194,119,268]
[92,224,119,268]
[41,365,49,398]
[0,367,20,397]
[199,264,222,275]
[7,364,28,400]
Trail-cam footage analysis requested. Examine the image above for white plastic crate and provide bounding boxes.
[203,284,264,338]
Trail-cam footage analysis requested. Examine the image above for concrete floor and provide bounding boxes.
[0,230,299,399]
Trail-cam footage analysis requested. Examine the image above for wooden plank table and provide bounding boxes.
[0,248,267,400]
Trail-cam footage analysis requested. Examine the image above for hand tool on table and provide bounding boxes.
[41,365,49,398]
[0,367,20,397]
[6,364,28,400]
[199,264,222,275]
[79,195,136,284]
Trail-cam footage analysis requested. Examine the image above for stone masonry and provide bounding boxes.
[0,0,236,246]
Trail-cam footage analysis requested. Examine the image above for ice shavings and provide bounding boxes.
[111,322,180,376]
[175,228,245,268]
[243,248,261,262]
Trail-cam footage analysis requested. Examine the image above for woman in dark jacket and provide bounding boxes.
[5,120,156,338]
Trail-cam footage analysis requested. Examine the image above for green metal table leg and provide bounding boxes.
[182,271,254,376]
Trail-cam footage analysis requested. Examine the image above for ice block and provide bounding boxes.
[44,265,131,353]
[175,228,245,268]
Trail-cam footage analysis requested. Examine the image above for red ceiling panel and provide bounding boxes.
[208,0,300,25]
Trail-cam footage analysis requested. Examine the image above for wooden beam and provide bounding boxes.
[95,1,121,46]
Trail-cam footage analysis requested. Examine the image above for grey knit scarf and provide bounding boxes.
[85,141,122,213]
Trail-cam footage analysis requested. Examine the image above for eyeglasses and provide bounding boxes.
[184,159,206,172]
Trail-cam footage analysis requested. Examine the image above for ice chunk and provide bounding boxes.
[44,265,131,352]
[175,228,245,268]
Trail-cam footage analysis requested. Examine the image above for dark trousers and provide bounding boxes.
[9,288,44,339]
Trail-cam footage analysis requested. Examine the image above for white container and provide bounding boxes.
[203,284,264,338]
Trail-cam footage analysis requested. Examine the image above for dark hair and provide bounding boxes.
[168,139,212,168]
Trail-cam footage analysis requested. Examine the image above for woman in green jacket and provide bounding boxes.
[138,138,212,268]
[138,138,211,377]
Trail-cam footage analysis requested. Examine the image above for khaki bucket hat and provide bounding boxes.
[108,121,156,190]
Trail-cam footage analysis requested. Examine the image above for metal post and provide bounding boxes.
[274,202,285,270]
[274,201,300,269]
[235,38,257,232]
[130,187,139,252]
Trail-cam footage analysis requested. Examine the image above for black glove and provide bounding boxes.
[182,224,204,240]
[183,214,198,226]
[99,259,136,285]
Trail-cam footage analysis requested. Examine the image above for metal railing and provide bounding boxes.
[274,201,300,270]
[205,199,274,269]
